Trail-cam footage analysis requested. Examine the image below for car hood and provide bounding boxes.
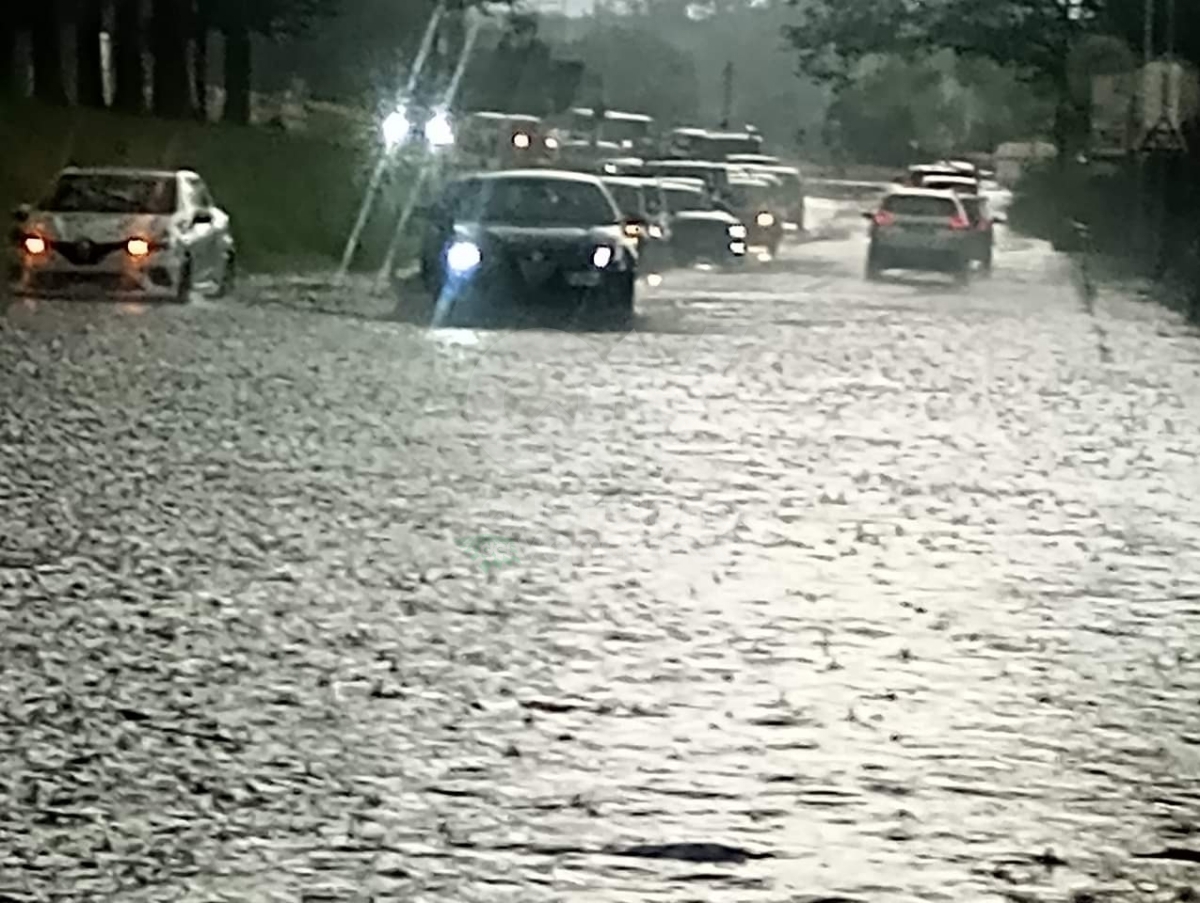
[25,211,176,242]
[458,223,622,247]
[672,210,742,226]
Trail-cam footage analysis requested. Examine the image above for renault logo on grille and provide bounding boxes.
[78,240,95,261]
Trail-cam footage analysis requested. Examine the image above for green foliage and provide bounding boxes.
[820,51,1055,164]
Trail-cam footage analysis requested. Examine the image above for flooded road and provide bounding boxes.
[2,217,1200,902]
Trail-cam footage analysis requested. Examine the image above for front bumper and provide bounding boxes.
[8,249,185,299]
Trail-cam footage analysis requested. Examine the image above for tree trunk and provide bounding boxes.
[0,14,17,96]
[76,0,105,107]
[194,6,209,120]
[31,0,68,104]
[222,21,251,125]
[112,0,144,112]
[151,0,193,117]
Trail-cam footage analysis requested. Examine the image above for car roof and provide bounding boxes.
[59,166,186,179]
[468,111,541,122]
[661,179,706,191]
[458,168,607,186]
[601,176,650,188]
[885,187,964,200]
[646,159,726,168]
[923,174,978,183]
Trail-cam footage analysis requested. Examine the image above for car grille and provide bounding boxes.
[503,246,590,287]
[53,240,125,266]
[30,272,132,293]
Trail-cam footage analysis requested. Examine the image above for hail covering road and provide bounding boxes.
[2,197,1200,903]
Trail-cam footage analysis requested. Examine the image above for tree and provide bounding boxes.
[30,0,68,105]
[560,23,700,121]
[0,10,20,96]
[151,0,194,117]
[208,0,340,124]
[783,0,1188,155]
[76,0,106,108]
[111,0,145,113]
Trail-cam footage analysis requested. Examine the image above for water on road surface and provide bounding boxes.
[2,214,1200,903]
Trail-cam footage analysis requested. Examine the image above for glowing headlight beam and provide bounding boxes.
[126,238,151,258]
[756,211,775,227]
[512,132,532,149]
[23,235,47,256]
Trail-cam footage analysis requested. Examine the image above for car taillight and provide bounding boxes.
[873,211,895,227]
[949,214,970,230]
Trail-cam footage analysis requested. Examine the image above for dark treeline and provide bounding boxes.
[0,0,409,123]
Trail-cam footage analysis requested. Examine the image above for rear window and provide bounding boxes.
[882,195,959,217]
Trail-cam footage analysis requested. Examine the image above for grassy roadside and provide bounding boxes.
[2,99,418,274]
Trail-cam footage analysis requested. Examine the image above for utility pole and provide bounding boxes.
[720,61,733,130]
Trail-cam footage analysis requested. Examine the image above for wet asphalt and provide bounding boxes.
[2,201,1200,902]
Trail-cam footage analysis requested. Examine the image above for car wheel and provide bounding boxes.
[865,247,885,280]
[214,250,236,297]
[953,256,971,286]
[174,258,193,304]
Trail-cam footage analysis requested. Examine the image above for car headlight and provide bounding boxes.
[513,132,532,149]
[756,211,775,227]
[592,246,614,269]
[382,108,410,150]
[425,111,454,148]
[729,240,747,256]
[21,235,48,256]
[545,136,560,150]
[648,224,664,239]
[728,223,748,239]
[126,238,152,258]
[446,241,482,274]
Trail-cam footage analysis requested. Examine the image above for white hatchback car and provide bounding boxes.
[9,167,235,302]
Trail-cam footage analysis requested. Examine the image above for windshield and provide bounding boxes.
[883,195,960,217]
[454,178,618,226]
[43,173,177,214]
[604,183,644,216]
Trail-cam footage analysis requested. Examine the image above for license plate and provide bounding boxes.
[565,272,601,287]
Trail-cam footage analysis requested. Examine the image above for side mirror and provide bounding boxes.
[12,204,31,223]
[193,210,214,226]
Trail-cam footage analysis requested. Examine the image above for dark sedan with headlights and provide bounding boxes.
[419,170,638,328]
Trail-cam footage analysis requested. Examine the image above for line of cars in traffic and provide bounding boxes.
[413,159,802,328]
[862,159,1009,284]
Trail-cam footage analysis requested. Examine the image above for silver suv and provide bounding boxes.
[864,188,974,283]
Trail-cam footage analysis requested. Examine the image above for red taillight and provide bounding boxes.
[949,214,970,230]
[873,211,895,227]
